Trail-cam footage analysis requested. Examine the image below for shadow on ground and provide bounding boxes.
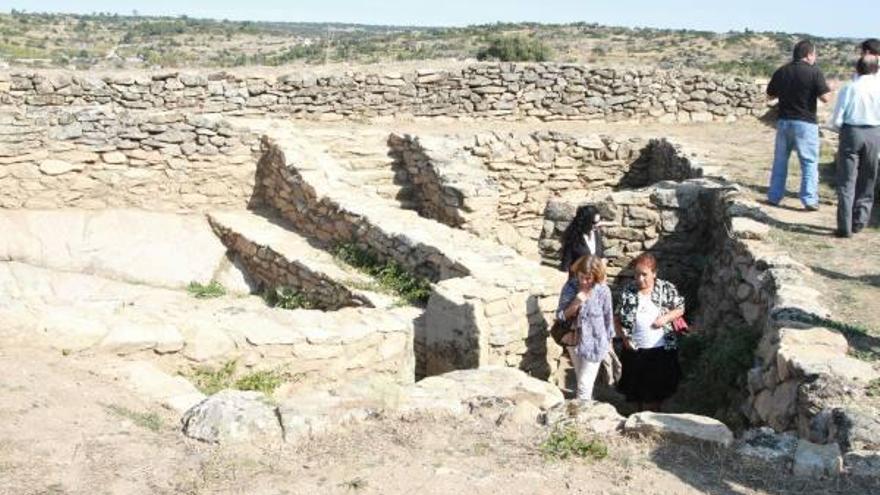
[648,440,880,495]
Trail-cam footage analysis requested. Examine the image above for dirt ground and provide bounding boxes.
[2,345,878,495]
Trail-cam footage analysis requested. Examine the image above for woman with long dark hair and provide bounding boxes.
[559,205,605,274]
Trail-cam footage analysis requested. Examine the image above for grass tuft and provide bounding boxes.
[334,243,431,306]
[103,404,163,432]
[540,427,608,460]
[187,360,289,396]
[187,280,226,299]
[262,286,315,310]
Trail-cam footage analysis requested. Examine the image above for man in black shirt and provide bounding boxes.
[766,40,832,210]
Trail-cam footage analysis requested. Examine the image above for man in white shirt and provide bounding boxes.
[828,55,880,237]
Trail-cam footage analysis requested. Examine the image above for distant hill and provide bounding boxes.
[0,10,861,78]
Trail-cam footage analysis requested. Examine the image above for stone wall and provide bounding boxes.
[388,130,704,259]
[472,133,705,258]
[539,180,880,467]
[2,64,764,122]
[387,133,499,233]
[538,180,716,298]
[697,197,880,462]
[208,216,372,311]
[249,120,560,381]
[0,107,259,209]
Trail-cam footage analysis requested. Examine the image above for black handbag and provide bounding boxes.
[549,318,576,347]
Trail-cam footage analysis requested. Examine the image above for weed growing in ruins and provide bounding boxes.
[540,427,608,460]
[866,378,880,397]
[234,370,284,396]
[262,286,315,310]
[676,328,761,428]
[190,360,238,395]
[187,360,289,396]
[334,243,431,306]
[103,404,163,432]
[187,280,226,298]
[340,477,368,490]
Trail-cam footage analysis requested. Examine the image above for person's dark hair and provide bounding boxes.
[792,39,815,61]
[856,55,880,76]
[561,204,599,258]
[861,38,880,56]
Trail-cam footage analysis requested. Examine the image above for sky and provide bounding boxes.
[1,1,875,39]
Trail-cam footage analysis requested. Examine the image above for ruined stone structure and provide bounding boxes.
[1,63,876,473]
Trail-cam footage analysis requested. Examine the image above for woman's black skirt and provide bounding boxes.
[617,346,681,403]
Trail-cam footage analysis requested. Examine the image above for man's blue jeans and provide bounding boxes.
[768,119,820,207]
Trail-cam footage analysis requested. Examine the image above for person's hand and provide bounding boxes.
[576,290,589,302]
[651,316,666,328]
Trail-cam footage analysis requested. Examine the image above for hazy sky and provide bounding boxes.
[2,1,875,39]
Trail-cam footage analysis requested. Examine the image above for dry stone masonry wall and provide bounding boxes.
[0,107,259,210]
[391,130,704,259]
[247,120,560,380]
[539,180,879,471]
[2,64,764,122]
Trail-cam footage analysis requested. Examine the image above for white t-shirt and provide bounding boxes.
[633,293,666,349]
[582,231,596,256]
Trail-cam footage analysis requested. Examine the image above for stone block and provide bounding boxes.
[624,412,733,447]
[792,440,842,478]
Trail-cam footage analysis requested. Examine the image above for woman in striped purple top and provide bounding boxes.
[555,255,615,400]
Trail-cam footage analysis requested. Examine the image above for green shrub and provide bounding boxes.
[476,34,551,62]
[188,360,287,396]
[334,243,431,306]
[190,360,237,395]
[540,427,608,460]
[263,286,315,310]
[234,369,284,395]
[676,328,761,426]
[186,280,226,298]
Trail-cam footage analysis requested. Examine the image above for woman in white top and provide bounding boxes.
[615,252,685,412]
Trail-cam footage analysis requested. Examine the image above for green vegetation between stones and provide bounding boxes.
[187,360,289,396]
[334,243,431,306]
[103,404,163,432]
[186,280,226,299]
[540,427,608,460]
[262,286,315,310]
[676,328,762,429]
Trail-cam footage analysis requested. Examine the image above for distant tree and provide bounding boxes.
[476,34,551,62]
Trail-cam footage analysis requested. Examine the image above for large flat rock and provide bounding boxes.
[0,209,251,292]
[624,412,734,447]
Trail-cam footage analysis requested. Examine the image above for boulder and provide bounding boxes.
[844,450,880,477]
[624,412,734,447]
[736,427,798,462]
[181,390,282,443]
[542,400,625,435]
[792,439,842,478]
[398,366,564,415]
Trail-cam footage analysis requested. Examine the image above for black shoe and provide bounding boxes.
[834,230,852,238]
[804,204,820,211]
[853,225,864,234]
